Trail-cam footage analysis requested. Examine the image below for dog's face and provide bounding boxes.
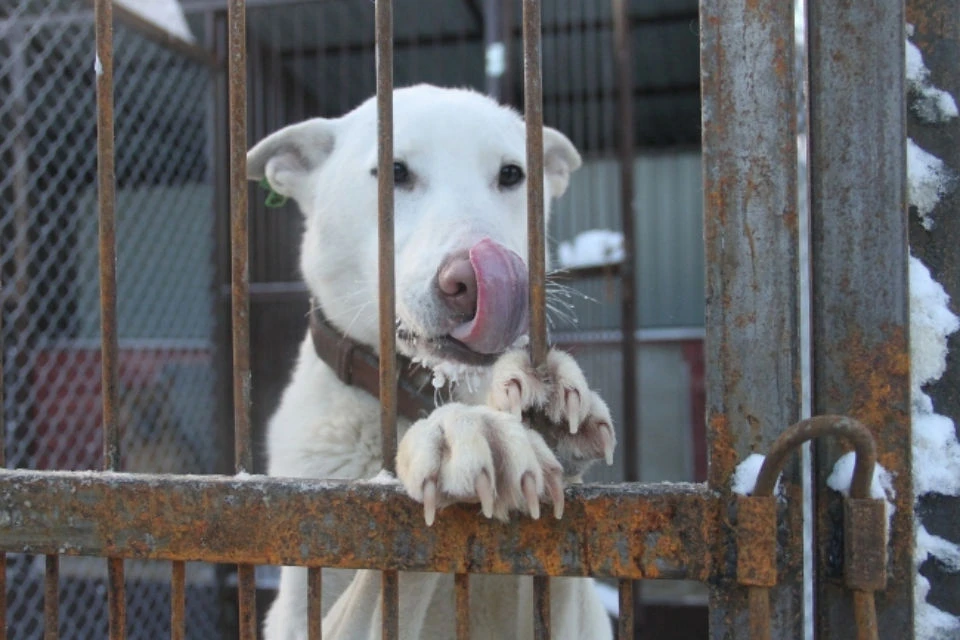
[247,85,581,367]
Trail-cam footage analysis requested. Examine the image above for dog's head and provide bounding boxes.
[247,85,581,367]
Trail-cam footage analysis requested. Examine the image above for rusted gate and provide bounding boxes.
[1,0,951,638]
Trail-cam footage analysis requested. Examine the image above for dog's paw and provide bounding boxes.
[396,403,565,525]
[487,349,616,471]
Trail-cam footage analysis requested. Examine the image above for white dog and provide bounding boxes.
[247,84,617,640]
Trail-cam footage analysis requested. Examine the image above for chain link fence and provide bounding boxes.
[1,4,223,637]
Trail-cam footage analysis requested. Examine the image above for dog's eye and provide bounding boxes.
[370,162,413,188]
[393,162,411,186]
[498,164,525,189]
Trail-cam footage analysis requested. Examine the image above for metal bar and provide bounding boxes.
[375,0,397,476]
[808,1,913,637]
[532,575,550,640]
[94,2,127,638]
[171,561,186,640]
[381,570,399,640]
[236,564,257,640]
[308,567,322,640]
[906,0,960,619]
[455,573,470,640]
[375,3,399,635]
[617,579,634,640]
[227,0,257,636]
[699,0,804,637]
[44,555,59,640]
[523,0,548,367]
[107,558,126,639]
[0,471,717,579]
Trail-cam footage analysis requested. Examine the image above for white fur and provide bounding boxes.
[249,85,613,640]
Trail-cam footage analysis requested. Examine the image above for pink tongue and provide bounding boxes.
[449,238,529,354]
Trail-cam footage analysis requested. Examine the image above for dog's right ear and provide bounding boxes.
[247,118,336,200]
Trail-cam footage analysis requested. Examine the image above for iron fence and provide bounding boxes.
[0,0,953,638]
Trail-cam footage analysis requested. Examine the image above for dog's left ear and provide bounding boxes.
[543,127,582,198]
[247,118,336,202]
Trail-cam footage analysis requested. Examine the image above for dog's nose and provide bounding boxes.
[437,252,478,319]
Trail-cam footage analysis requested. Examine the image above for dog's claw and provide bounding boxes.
[599,423,615,466]
[506,380,523,418]
[545,472,565,519]
[423,478,438,526]
[565,388,581,434]
[521,472,540,520]
[476,470,495,518]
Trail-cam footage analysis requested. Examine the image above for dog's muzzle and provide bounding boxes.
[436,238,529,355]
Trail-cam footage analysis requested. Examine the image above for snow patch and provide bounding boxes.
[94,54,103,77]
[906,38,959,124]
[909,250,960,637]
[115,0,196,43]
[363,469,400,485]
[732,453,780,496]
[557,230,624,269]
[826,453,895,504]
[908,139,952,230]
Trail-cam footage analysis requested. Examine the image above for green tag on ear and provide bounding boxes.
[259,177,288,208]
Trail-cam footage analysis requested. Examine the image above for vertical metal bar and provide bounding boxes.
[523,3,550,637]
[523,0,548,367]
[616,579,634,640]
[94,2,127,638]
[170,561,185,640]
[532,576,550,640]
[376,0,397,476]
[375,1,400,638]
[699,0,804,637]
[611,0,642,630]
[227,0,257,637]
[44,555,58,640]
[455,573,470,640]
[308,567,322,640]
[808,1,913,637]
[906,0,960,619]
[381,570,399,640]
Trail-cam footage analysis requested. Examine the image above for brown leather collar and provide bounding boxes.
[308,302,438,421]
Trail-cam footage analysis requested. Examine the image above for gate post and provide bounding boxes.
[700,2,805,637]
[808,1,914,637]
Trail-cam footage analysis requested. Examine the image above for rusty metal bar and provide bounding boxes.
[455,573,470,640]
[523,0,548,367]
[308,567,322,640]
[907,0,960,619]
[522,2,552,633]
[699,0,804,636]
[94,2,127,638]
[0,471,716,579]
[227,0,257,636]
[375,0,399,636]
[532,575,550,640]
[807,1,913,637]
[617,579,634,640]
[171,561,186,640]
[44,555,59,640]
[381,570,399,640]
[375,0,397,476]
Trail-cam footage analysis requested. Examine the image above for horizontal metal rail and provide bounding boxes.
[0,470,717,581]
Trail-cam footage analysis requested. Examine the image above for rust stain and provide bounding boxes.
[709,413,738,488]
[841,325,910,444]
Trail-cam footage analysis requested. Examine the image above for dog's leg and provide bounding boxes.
[322,570,442,640]
[396,403,565,523]
[487,349,617,479]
